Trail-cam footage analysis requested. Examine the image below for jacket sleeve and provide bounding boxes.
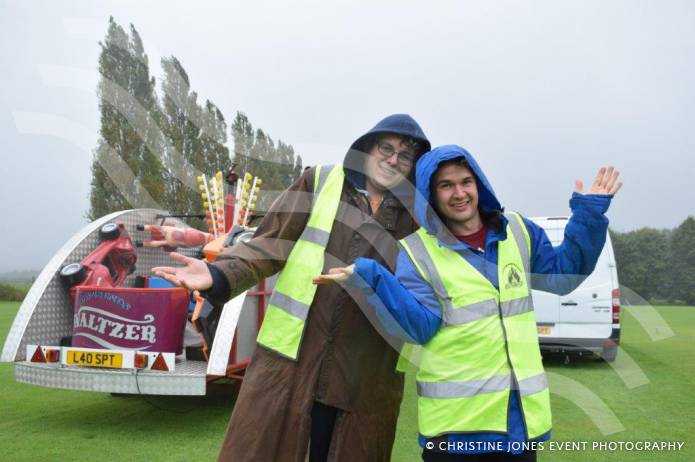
[347,252,441,344]
[528,192,612,295]
[206,168,315,303]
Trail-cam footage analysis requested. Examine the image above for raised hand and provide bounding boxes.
[575,166,623,196]
[312,265,355,285]
[152,252,214,291]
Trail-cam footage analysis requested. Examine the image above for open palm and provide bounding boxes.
[576,166,623,196]
[151,252,213,291]
[312,265,355,285]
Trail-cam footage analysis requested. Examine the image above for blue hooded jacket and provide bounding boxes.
[348,144,613,454]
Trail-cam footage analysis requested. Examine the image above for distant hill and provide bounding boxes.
[0,269,39,282]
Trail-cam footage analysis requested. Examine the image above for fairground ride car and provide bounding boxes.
[1,171,272,396]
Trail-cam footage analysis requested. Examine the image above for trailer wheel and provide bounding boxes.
[60,263,86,286]
[99,223,121,241]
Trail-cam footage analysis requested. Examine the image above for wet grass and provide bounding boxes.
[1,302,693,461]
[0,301,234,461]
[393,305,695,461]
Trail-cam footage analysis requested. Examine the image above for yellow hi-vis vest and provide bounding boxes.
[256,165,344,360]
[398,212,551,439]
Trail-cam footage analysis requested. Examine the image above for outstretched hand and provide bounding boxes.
[576,166,623,196]
[312,264,355,285]
[152,252,213,291]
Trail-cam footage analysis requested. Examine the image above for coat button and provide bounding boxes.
[353,234,362,241]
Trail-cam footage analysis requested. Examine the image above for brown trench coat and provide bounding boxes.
[211,165,418,461]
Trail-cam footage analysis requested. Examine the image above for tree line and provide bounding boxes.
[611,216,695,305]
[88,17,302,224]
[0,283,27,302]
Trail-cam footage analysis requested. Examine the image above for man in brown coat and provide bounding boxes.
[153,114,430,461]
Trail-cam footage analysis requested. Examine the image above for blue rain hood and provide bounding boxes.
[414,145,503,235]
[344,114,431,192]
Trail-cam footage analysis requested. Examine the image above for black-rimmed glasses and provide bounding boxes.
[375,142,415,167]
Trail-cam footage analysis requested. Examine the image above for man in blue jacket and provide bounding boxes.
[315,145,622,461]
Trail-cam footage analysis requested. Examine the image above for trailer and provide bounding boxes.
[1,208,272,395]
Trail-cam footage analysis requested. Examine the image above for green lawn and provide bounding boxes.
[1,302,693,461]
[392,305,695,461]
[0,301,235,461]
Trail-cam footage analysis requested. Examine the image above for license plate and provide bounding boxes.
[537,326,552,335]
[66,349,123,368]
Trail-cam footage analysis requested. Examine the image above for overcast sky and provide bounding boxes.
[1,0,694,273]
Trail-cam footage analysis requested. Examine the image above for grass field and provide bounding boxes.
[1,302,693,461]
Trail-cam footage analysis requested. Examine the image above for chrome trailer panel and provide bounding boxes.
[15,359,207,395]
[2,209,136,362]
[2,209,263,395]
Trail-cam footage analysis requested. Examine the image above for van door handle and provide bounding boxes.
[561,301,578,306]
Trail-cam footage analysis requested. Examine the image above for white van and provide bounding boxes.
[530,216,621,362]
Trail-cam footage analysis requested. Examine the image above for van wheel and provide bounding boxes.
[601,345,618,362]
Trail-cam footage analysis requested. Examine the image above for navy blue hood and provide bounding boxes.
[343,114,430,193]
[415,145,502,235]
[349,114,431,154]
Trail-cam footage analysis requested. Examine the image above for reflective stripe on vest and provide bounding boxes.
[256,165,344,360]
[398,212,551,439]
[417,372,548,399]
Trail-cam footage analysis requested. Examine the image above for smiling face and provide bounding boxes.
[433,161,482,234]
[364,135,415,193]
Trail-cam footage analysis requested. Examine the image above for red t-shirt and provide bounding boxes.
[454,225,488,251]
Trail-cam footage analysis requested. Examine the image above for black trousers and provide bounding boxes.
[309,401,339,462]
[422,449,537,462]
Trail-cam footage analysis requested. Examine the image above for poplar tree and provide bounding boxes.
[159,56,201,216]
[231,112,256,176]
[159,56,231,220]
[231,112,303,210]
[89,18,301,227]
[88,17,163,220]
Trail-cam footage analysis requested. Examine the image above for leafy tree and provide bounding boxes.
[159,56,231,224]
[669,216,695,304]
[88,17,164,220]
[231,112,255,176]
[200,100,231,174]
[230,112,303,210]
[611,228,672,302]
[159,56,202,216]
[0,282,27,301]
[89,19,301,229]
